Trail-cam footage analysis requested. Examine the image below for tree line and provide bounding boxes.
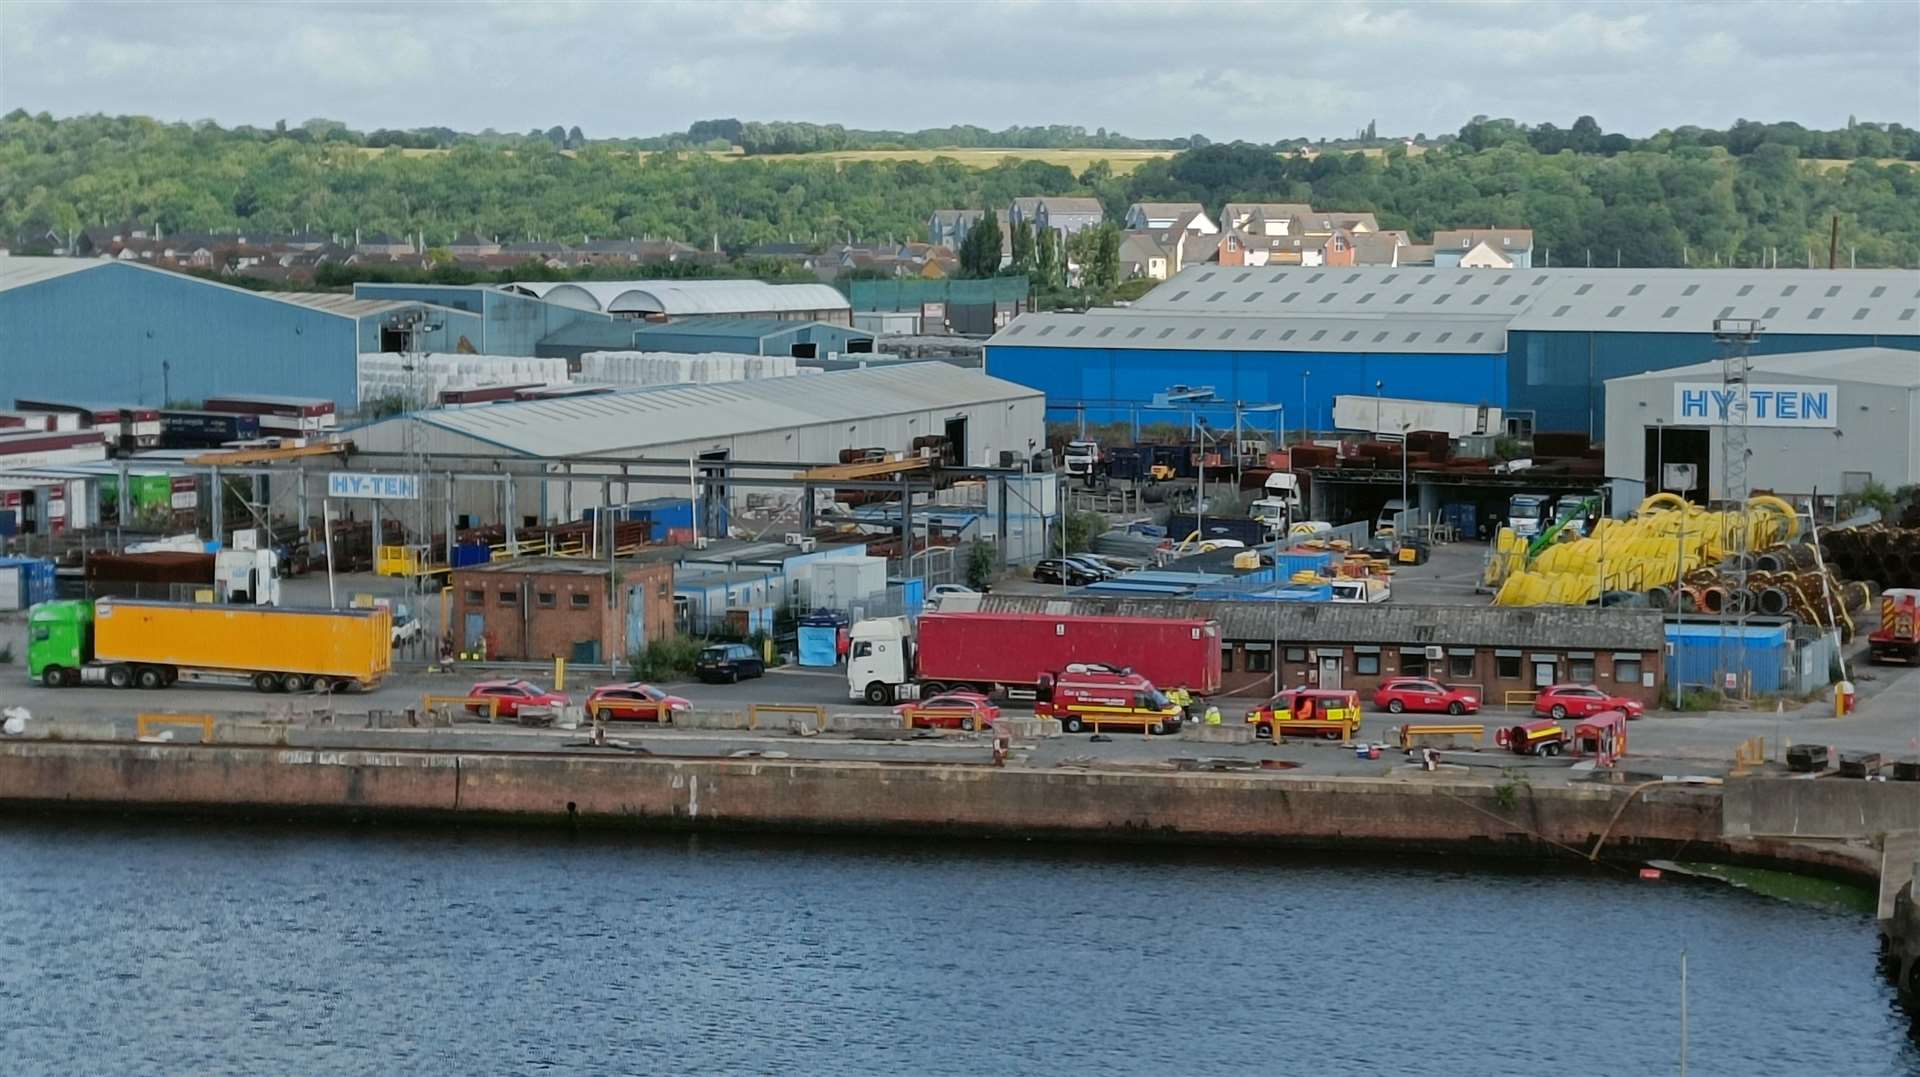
[3,110,1917,268]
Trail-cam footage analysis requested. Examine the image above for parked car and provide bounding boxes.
[467,678,569,718]
[926,583,978,611]
[893,691,1001,731]
[1532,683,1643,721]
[1077,553,1142,574]
[1063,555,1115,580]
[587,682,692,722]
[697,642,766,683]
[1032,558,1101,586]
[388,603,421,647]
[1372,678,1479,715]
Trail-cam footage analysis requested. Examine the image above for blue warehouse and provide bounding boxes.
[986,265,1920,436]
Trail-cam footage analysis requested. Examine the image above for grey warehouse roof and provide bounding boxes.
[991,309,1507,354]
[1609,346,1920,388]
[515,278,851,317]
[1038,264,1920,341]
[393,362,1039,456]
[0,255,105,292]
[966,594,1666,649]
[0,256,446,322]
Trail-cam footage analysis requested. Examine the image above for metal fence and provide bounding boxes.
[1784,632,1840,698]
[846,277,1029,311]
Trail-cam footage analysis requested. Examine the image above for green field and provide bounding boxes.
[355,144,1178,173]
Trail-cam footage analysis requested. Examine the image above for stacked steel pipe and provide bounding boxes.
[1820,523,1920,590]
[1652,562,1872,642]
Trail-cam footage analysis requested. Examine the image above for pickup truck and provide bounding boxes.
[1330,578,1390,603]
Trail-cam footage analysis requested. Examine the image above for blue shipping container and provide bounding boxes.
[451,543,492,568]
[0,556,56,610]
[888,577,926,619]
[1274,550,1337,578]
[1664,623,1788,693]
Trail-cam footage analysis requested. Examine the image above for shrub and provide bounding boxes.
[629,635,705,682]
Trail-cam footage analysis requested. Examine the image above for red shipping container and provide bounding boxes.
[914,612,1222,695]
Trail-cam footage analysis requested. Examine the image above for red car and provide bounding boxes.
[1372,678,1480,716]
[1532,683,1644,721]
[468,678,570,718]
[587,682,692,723]
[893,691,1001,731]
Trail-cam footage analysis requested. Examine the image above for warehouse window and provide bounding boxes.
[1762,306,1779,319]
[1220,646,1234,673]
[1575,283,1593,295]
[1781,285,1798,297]
[1285,647,1308,663]
[1358,292,1376,303]
[498,590,517,606]
[1615,657,1643,684]
[537,591,556,608]
[1737,284,1753,296]
[1807,307,1825,320]
[465,590,483,604]
[1208,291,1226,302]
[1682,284,1700,296]
[1496,654,1522,679]
[1246,649,1273,673]
[1662,306,1679,318]
[1356,654,1380,675]
[571,593,590,609]
[1400,651,1428,677]
[1628,284,1645,296]
[1449,652,1475,678]
[1853,307,1872,321]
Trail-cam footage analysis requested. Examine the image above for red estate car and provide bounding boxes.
[893,691,1001,731]
[1532,683,1644,721]
[467,678,570,718]
[587,682,692,722]
[1372,678,1480,716]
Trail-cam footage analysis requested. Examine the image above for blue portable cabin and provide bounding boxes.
[0,555,56,611]
[796,610,850,667]
[1664,621,1790,694]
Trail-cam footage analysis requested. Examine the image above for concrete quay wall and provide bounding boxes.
[0,739,1737,864]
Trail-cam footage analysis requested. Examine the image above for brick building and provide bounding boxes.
[962,596,1666,708]
[451,557,674,665]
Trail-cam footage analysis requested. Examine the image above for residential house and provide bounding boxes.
[1298,210,1380,236]
[448,233,502,257]
[1031,197,1105,239]
[1007,198,1046,233]
[1350,232,1405,267]
[1123,203,1218,234]
[928,209,984,252]
[1320,227,1356,267]
[1215,229,1328,268]
[355,231,415,257]
[1220,203,1314,234]
[1117,232,1173,281]
[1433,228,1535,270]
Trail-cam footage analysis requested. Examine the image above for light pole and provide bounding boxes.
[1400,420,1411,530]
[1300,370,1311,441]
[1374,379,1384,437]
[1654,418,1665,498]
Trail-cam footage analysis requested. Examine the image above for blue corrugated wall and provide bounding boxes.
[353,284,618,355]
[1507,329,1920,434]
[0,263,362,406]
[985,344,1508,428]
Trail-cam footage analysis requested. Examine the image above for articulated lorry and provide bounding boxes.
[28,598,391,692]
[847,610,1222,705]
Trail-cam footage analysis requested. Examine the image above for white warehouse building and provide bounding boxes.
[345,363,1046,526]
[505,279,851,324]
[1604,347,1920,507]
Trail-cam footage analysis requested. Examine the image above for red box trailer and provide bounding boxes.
[913,611,1222,695]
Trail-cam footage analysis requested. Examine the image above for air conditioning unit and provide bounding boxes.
[783,532,805,546]
[1424,646,1444,661]
[692,537,709,551]
[796,537,815,552]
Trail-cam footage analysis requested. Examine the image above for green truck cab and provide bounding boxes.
[27,600,93,686]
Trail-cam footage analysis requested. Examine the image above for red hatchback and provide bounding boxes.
[1372,678,1480,716]
[894,691,1001,731]
[587,682,692,723]
[468,678,570,718]
[1533,683,1644,721]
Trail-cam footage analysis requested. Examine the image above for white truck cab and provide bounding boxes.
[1329,578,1390,603]
[847,617,914,703]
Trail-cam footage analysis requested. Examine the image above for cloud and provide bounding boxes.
[1,0,1914,139]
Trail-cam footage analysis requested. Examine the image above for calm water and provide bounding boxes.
[0,820,1912,1076]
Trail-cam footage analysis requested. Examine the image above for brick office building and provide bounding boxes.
[961,596,1665,708]
[451,557,674,665]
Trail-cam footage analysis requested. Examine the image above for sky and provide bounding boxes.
[2,0,1917,141]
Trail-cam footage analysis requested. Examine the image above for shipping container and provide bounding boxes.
[160,410,261,448]
[202,394,338,436]
[916,611,1221,695]
[1664,622,1789,694]
[0,556,56,611]
[13,399,158,451]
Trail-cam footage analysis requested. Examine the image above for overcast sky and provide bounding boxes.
[3,1,1916,141]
